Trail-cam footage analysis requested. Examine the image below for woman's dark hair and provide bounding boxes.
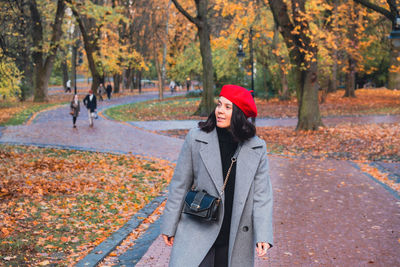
[198,103,256,142]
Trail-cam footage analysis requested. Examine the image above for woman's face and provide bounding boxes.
[215,96,233,128]
[74,95,78,101]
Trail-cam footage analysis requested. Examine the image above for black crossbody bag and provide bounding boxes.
[183,145,242,221]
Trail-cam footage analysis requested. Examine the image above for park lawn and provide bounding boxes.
[105,88,400,121]
[0,88,142,126]
[0,101,66,126]
[104,96,203,121]
[0,145,174,266]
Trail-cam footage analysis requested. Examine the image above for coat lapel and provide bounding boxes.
[197,129,224,196]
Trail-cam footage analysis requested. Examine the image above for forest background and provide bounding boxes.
[0,0,399,130]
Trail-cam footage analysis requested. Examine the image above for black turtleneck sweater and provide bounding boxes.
[215,127,238,246]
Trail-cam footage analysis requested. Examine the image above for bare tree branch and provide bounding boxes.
[353,0,394,21]
[171,0,200,27]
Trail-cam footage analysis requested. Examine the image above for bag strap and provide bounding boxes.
[190,190,207,211]
[220,144,242,196]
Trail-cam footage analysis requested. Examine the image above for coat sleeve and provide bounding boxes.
[161,129,194,237]
[252,142,274,246]
[93,95,97,109]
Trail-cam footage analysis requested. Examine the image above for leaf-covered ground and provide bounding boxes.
[105,88,400,121]
[161,123,400,162]
[0,145,174,266]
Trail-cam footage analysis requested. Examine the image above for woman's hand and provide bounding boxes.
[256,242,270,257]
[162,234,174,246]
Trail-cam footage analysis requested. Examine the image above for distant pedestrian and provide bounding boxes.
[66,80,71,93]
[106,83,112,100]
[169,80,176,94]
[98,83,105,101]
[161,84,273,266]
[83,89,97,127]
[70,94,80,128]
[186,77,191,91]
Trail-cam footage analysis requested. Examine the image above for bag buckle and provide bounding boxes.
[190,203,200,210]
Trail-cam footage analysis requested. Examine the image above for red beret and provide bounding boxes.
[219,84,257,118]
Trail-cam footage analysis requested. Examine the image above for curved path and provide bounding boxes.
[0,94,399,266]
[0,92,184,161]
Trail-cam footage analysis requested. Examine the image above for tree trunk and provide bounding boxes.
[138,71,142,93]
[158,0,171,101]
[268,0,323,130]
[30,0,66,102]
[344,57,356,97]
[33,66,51,101]
[280,71,290,100]
[195,21,215,116]
[154,46,164,100]
[295,62,323,130]
[71,45,77,91]
[68,1,103,95]
[113,73,121,93]
[388,41,400,89]
[329,55,338,93]
[124,68,132,90]
[156,60,164,100]
[171,0,215,116]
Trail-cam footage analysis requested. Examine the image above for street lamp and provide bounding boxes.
[236,27,256,124]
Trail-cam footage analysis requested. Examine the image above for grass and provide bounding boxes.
[1,102,66,126]
[104,96,203,121]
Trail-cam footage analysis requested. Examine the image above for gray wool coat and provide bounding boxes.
[161,127,273,267]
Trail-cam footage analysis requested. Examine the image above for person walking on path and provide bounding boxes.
[66,79,71,93]
[161,84,273,267]
[83,89,97,127]
[106,82,112,100]
[186,77,191,92]
[70,94,80,128]
[169,80,176,94]
[98,83,105,101]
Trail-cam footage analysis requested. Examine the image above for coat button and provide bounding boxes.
[242,226,249,232]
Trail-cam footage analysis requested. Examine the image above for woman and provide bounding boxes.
[70,94,80,128]
[161,84,273,267]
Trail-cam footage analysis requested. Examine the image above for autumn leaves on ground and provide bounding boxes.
[0,88,399,266]
[0,146,174,265]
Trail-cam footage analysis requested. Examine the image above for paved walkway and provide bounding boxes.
[0,94,399,266]
[0,92,185,161]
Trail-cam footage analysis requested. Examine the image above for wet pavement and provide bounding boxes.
[1,93,399,266]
